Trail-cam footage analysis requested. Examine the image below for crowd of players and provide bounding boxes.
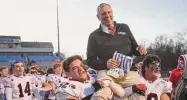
[0,54,185,100]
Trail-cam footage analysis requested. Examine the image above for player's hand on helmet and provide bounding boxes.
[107,59,120,69]
[132,84,147,95]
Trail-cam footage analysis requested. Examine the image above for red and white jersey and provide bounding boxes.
[46,74,68,88]
[56,70,96,99]
[141,78,172,100]
[4,75,35,100]
[56,80,84,100]
[56,79,95,100]
[46,74,69,100]
[70,76,95,98]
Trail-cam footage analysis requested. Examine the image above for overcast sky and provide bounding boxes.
[0,0,187,57]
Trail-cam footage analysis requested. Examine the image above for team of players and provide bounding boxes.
[0,54,172,100]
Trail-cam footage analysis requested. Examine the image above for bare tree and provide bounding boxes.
[146,31,187,77]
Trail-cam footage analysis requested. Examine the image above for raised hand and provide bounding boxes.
[137,45,147,55]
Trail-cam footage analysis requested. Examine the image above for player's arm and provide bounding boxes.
[67,96,78,100]
[41,82,53,91]
[0,83,5,98]
[32,82,52,92]
[47,82,56,93]
[161,81,172,100]
[32,83,52,100]
[5,87,12,100]
[4,78,13,100]
[32,75,52,92]
[160,93,171,100]
[46,75,57,93]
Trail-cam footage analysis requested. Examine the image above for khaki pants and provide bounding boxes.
[96,70,127,97]
[90,87,113,100]
[94,70,145,100]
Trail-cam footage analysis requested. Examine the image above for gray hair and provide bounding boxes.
[97,3,111,15]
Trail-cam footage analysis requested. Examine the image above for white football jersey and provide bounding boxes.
[0,79,5,94]
[0,79,5,100]
[46,74,69,100]
[34,75,46,88]
[81,71,96,97]
[0,77,10,99]
[0,81,5,100]
[26,74,38,86]
[26,74,47,100]
[37,75,46,84]
[56,79,95,100]
[4,75,34,100]
[56,71,96,100]
[141,78,172,100]
[56,80,84,100]
[77,81,95,98]
[46,74,68,87]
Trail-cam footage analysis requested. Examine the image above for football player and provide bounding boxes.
[27,66,47,88]
[46,62,67,100]
[55,55,96,100]
[140,54,172,100]
[0,67,9,78]
[4,61,34,100]
[4,61,52,100]
[0,66,9,100]
[27,65,50,100]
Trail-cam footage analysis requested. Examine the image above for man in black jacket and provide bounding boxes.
[87,3,147,100]
[87,3,147,70]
